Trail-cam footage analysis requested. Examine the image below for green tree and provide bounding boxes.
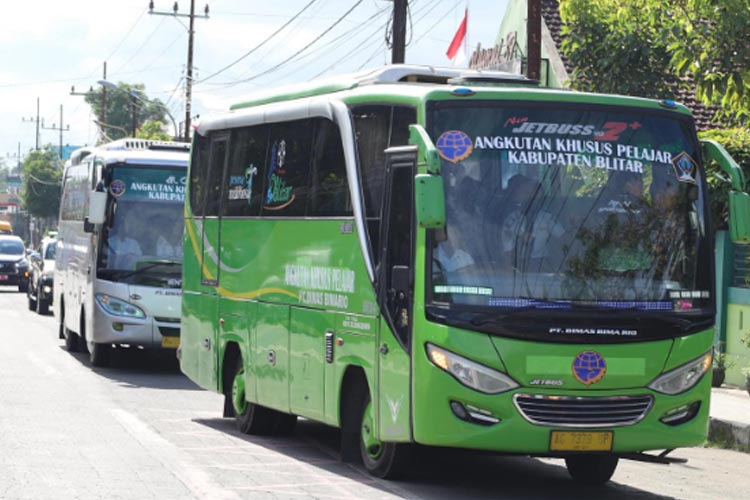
[137,120,172,141]
[84,82,169,142]
[22,148,62,218]
[560,0,750,121]
[559,0,682,99]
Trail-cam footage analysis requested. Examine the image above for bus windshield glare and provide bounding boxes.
[427,102,712,338]
[97,166,185,285]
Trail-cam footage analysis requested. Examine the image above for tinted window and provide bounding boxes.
[307,119,351,217]
[261,120,313,217]
[223,125,268,217]
[204,137,228,216]
[189,132,211,217]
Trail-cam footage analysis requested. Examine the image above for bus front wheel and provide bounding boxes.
[231,358,275,435]
[358,394,411,479]
[565,454,619,484]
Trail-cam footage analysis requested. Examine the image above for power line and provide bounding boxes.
[197,0,320,84]
[210,0,366,89]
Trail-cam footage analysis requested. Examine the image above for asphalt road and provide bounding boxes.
[0,286,747,500]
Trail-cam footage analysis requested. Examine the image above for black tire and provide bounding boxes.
[64,327,79,352]
[230,357,275,434]
[36,285,49,315]
[357,393,411,479]
[272,413,298,435]
[27,290,37,311]
[89,342,111,367]
[565,454,619,485]
[37,296,49,315]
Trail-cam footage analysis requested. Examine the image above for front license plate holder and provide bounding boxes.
[550,431,613,452]
[161,336,180,349]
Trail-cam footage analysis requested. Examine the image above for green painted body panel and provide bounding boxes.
[254,302,290,412]
[376,318,411,441]
[289,308,330,420]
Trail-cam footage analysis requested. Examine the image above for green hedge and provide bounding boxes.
[698,128,750,229]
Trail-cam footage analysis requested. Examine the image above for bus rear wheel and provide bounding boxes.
[358,394,411,479]
[64,327,79,352]
[231,358,275,435]
[565,454,619,484]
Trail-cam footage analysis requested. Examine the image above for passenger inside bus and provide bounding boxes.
[107,216,142,270]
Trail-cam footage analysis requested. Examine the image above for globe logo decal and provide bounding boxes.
[110,179,126,197]
[572,350,607,386]
[436,130,473,163]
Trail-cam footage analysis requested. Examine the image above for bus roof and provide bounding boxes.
[76,139,190,167]
[199,65,692,135]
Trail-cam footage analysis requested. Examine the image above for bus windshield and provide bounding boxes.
[426,101,712,341]
[97,166,185,286]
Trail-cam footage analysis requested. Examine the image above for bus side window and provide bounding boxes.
[189,132,211,217]
[307,119,351,217]
[205,136,228,216]
[352,105,417,268]
[223,125,268,217]
[261,119,313,217]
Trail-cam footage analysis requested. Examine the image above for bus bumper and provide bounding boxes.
[412,370,710,455]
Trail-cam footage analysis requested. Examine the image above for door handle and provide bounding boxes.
[380,343,389,355]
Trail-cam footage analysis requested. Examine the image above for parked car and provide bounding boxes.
[27,236,56,314]
[0,235,30,292]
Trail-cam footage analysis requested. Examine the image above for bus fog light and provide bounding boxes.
[426,343,518,394]
[660,401,701,426]
[112,322,124,332]
[450,400,500,426]
[648,351,712,395]
[43,286,52,293]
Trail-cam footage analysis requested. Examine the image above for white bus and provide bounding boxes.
[55,139,189,366]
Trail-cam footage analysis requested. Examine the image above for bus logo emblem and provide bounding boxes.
[572,350,607,386]
[436,130,473,163]
[110,179,126,197]
[671,152,697,183]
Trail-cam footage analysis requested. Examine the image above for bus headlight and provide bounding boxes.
[426,343,519,394]
[95,294,146,319]
[648,351,712,395]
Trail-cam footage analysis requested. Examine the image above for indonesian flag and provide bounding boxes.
[446,9,467,65]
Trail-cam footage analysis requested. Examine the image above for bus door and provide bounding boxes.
[375,147,416,441]
[198,133,229,389]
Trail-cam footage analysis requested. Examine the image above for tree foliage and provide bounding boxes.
[136,120,172,141]
[84,82,169,142]
[22,148,62,219]
[559,0,750,121]
[559,0,681,99]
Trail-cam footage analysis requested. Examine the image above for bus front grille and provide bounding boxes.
[513,393,653,428]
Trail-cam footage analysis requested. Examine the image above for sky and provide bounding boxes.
[0,0,508,165]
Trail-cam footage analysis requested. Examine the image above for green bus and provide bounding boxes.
[180,65,750,483]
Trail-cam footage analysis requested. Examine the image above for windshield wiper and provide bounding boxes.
[117,260,181,280]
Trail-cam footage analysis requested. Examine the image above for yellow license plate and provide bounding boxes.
[550,431,613,452]
[161,336,180,349]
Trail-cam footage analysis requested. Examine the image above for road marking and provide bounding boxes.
[111,408,240,500]
[26,351,59,376]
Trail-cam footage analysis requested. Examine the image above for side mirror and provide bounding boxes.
[391,265,410,292]
[415,174,446,228]
[87,190,107,225]
[729,191,750,244]
[702,139,750,244]
[29,252,41,262]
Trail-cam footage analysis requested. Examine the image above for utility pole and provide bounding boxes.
[149,1,209,142]
[391,0,408,64]
[526,0,542,81]
[71,62,108,139]
[41,105,70,160]
[21,98,41,150]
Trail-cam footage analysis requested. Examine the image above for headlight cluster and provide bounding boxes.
[95,294,146,319]
[648,351,712,395]
[426,343,519,394]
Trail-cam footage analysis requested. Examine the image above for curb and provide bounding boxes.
[709,417,750,452]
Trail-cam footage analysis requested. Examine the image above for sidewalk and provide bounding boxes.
[709,386,750,451]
